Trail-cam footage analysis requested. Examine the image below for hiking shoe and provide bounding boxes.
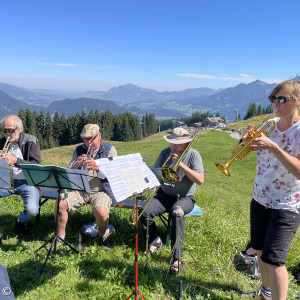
[98,238,112,251]
[241,289,271,299]
[15,221,28,237]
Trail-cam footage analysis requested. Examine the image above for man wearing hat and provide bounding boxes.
[140,127,204,274]
[56,124,117,249]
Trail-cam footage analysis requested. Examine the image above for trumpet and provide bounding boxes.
[83,143,96,171]
[215,112,276,176]
[1,137,11,155]
[83,133,100,171]
[161,132,198,183]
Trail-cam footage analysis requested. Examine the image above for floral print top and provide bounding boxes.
[253,117,300,213]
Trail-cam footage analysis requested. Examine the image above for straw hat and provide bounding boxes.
[163,127,193,144]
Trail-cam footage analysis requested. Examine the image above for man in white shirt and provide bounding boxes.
[0,115,41,237]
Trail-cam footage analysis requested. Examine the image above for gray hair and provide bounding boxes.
[1,115,24,132]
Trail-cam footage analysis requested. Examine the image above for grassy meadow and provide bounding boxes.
[1,123,300,299]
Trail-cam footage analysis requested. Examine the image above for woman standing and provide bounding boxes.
[242,79,300,300]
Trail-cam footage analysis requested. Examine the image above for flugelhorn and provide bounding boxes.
[161,132,198,183]
[215,112,276,176]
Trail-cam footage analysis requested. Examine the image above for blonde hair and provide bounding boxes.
[268,79,300,105]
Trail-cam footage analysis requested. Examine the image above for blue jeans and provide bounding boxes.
[0,179,40,223]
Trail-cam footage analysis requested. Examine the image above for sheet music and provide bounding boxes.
[95,153,160,202]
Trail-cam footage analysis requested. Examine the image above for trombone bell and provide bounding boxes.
[161,167,179,183]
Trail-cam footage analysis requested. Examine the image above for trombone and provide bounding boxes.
[128,131,198,225]
[161,132,198,183]
[215,112,276,176]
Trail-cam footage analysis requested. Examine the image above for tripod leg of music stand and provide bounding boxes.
[58,236,79,254]
[35,235,56,253]
[39,237,57,275]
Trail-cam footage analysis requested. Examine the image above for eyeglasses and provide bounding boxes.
[1,129,16,134]
[269,96,292,104]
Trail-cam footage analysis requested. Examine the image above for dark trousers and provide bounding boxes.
[140,190,194,260]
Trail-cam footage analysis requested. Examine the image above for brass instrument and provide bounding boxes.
[83,143,96,171]
[161,132,198,183]
[83,133,100,171]
[215,112,276,176]
[127,187,159,226]
[2,137,11,155]
[127,132,198,225]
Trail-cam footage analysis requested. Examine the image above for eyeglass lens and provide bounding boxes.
[270,96,287,104]
[2,129,16,134]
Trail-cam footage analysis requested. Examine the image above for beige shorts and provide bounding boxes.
[64,190,112,213]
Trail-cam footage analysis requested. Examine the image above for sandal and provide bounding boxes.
[146,238,163,255]
[169,260,183,275]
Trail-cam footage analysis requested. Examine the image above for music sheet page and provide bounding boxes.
[95,153,160,202]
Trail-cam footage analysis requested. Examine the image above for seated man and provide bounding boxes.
[56,124,117,249]
[0,115,41,237]
[140,127,204,274]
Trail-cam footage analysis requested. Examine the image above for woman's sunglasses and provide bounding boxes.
[269,96,291,104]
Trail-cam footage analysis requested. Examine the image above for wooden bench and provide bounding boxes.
[36,189,147,222]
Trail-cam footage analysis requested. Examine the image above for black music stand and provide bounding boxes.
[20,164,90,274]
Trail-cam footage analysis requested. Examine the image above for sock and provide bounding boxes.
[58,234,65,240]
[261,286,271,298]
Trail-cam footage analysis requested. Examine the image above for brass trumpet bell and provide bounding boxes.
[215,162,230,177]
[215,112,276,176]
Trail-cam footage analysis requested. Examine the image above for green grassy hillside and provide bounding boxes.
[1,127,300,299]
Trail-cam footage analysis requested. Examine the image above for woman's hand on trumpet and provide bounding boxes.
[249,134,276,151]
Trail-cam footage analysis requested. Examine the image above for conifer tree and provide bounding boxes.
[52,112,61,146]
[18,109,26,132]
[44,112,55,148]
[25,108,37,136]
[101,110,114,140]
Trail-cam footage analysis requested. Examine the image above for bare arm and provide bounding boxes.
[178,161,204,185]
[251,134,300,179]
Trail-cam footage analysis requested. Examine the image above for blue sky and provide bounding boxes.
[0,0,299,92]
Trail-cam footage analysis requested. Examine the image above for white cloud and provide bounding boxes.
[37,62,80,67]
[177,73,216,79]
[55,63,80,67]
[177,72,282,84]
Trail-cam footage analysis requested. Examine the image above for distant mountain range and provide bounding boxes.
[0,78,298,122]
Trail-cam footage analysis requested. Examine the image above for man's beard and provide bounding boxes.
[6,134,18,143]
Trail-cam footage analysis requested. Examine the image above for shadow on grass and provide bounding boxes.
[6,259,63,298]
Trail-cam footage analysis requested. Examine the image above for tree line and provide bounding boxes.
[15,102,271,149]
[243,103,273,120]
[18,109,158,149]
